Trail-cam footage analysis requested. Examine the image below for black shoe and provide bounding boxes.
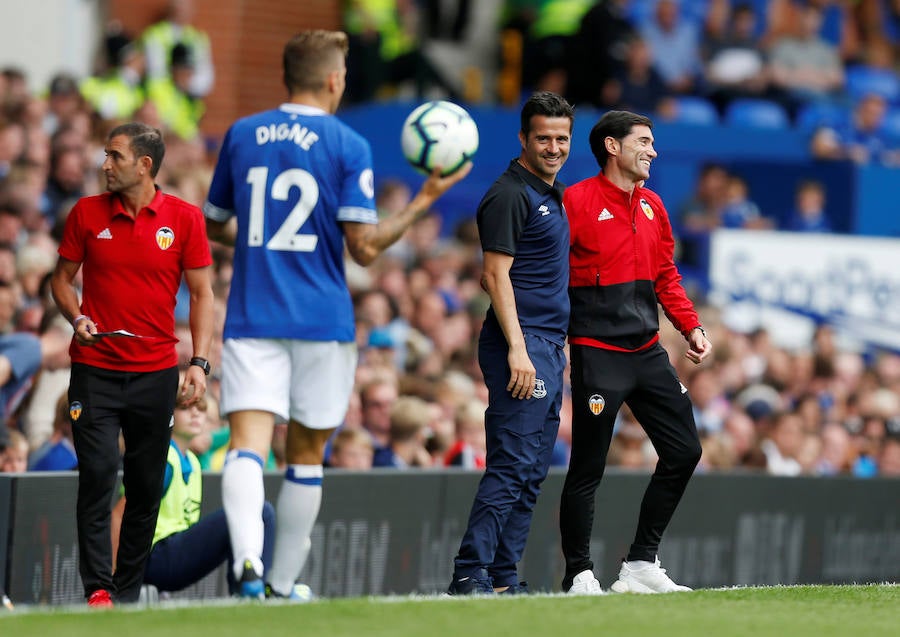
[238,559,265,599]
[264,582,315,602]
[497,581,529,595]
[447,568,494,595]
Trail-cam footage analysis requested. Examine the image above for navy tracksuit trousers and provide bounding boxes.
[144,503,275,594]
[452,328,565,587]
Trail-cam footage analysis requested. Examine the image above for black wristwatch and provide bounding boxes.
[190,357,211,375]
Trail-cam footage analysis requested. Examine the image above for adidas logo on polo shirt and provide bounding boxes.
[96,228,113,239]
[597,209,614,221]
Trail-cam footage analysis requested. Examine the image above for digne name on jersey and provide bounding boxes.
[256,123,319,150]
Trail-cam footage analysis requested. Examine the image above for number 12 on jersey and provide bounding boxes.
[246,166,319,252]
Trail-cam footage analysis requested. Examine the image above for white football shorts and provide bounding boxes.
[220,337,357,429]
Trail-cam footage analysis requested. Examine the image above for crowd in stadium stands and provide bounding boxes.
[1,0,900,478]
[503,0,900,143]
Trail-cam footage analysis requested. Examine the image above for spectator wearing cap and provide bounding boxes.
[364,326,398,370]
[145,42,205,140]
[80,26,146,123]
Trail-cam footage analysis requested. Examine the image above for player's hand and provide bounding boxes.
[73,316,99,346]
[181,365,208,405]
[421,162,473,198]
[507,344,536,400]
[685,327,712,365]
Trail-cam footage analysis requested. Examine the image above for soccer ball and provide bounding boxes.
[400,100,478,177]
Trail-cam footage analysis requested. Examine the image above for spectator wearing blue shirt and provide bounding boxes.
[28,392,77,471]
[373,395,433,469]
[719,174,772,229]
[601,35,673,116]
[0,312,71,449]
[640,0,702,95]
[360,377,399,466]
[784,180,832,233]
[810,93,900,166]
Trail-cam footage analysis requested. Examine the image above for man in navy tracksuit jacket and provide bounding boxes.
[560,110,713,595]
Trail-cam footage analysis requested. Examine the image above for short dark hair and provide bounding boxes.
[520,91,574,137]
[589,110,653,168]
[108,122,165,177]
[283,30,349,94]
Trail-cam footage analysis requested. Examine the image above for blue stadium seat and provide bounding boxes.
[670,96,719,126]
[725,98,791,129]
[845,65,900,104]
[794,101,849,133]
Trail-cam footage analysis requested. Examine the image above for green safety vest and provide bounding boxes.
[343,0,415,60]
[530,0,594,39]
[153,442,202,546]
[146,77,204,140]
[141,21,210,75]
[80,74,145,120]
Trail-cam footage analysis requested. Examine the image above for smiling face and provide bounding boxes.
[518,114,572,185]
[609,124,657,185]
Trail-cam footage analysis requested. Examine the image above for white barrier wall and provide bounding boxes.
[709,230,900,351]
[3,471,899,604]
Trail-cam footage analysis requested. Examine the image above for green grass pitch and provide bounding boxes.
[1,585,897,637]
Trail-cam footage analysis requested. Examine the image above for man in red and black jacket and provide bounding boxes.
[559,110,712,595]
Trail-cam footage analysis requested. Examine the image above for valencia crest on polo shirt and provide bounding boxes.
[640,199,654,220]
[588,394,605,416]
[156,226,175,250]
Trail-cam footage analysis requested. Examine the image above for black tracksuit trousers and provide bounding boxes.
[69,363,179,603]
[559,343,702,590]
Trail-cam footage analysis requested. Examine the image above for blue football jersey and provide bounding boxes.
[204,104,378,341]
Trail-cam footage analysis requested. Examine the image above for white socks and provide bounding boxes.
[266,465,323,595]
[222,449,266,580]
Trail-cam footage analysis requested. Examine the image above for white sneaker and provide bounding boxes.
[609,558,692,594]
[567,569,605,595]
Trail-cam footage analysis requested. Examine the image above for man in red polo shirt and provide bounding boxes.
[50,122,214,607]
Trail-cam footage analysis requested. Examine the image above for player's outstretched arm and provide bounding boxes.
[344,163,472,266]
